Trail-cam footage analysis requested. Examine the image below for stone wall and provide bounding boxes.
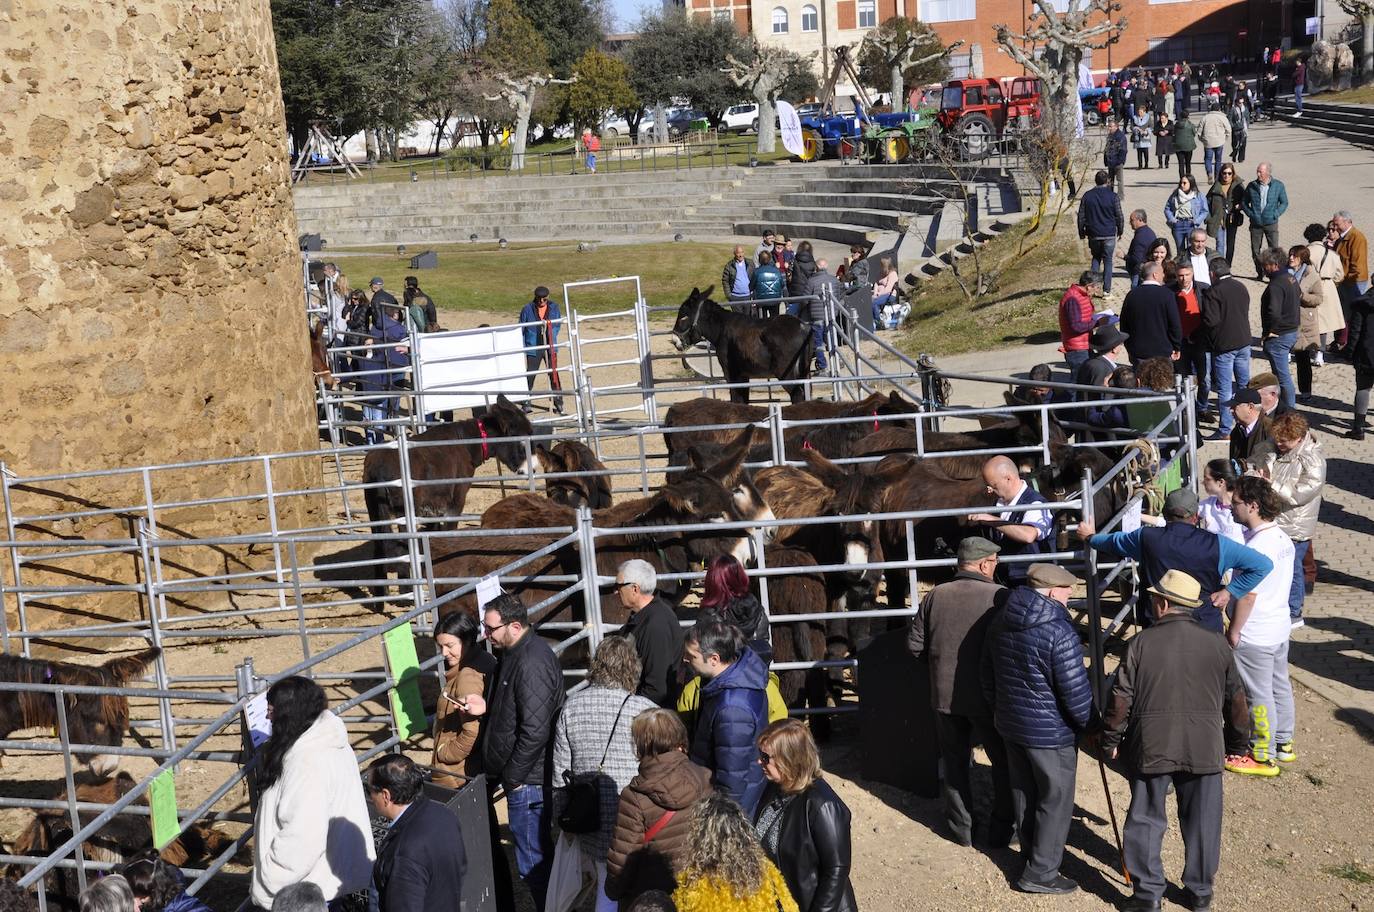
[0,0,323,639]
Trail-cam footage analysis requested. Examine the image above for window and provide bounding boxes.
[964,86,984,105]
[713,9,732,21]
[858,0,877,27]
[801,3,819,30]
[1147,33,1227,65]
[947,51,973,78]
[771,6,789,32]
[919,0,976,23]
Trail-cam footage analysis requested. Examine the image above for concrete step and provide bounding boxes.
[302,209,677,233]
[1270,105,1374,150]
[298,165,750,197]
[800,177,964,196]
[759,206,905,231]
[321,221,675,245]
[296,182,746,210]
[299,193,717,220]
[733,219,877,246]
[777,192,948,215]
[816,163,1007,183]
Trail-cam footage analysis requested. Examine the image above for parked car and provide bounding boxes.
[718,102,760,134]
[667,108,710,140]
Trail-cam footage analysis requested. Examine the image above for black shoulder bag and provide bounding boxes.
[557,693,633,834]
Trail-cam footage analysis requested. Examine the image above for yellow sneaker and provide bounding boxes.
[1225,753,1280,777]
[1276,741,1297,763]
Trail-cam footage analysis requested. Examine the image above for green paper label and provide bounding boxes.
[149,769,182,850]
[383,622,427,738]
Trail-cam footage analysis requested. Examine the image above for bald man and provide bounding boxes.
[969,456,1055,585]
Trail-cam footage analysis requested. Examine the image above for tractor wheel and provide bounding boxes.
[1084,107,1102,127]
[956,113,995,161]
[800,127,824,161]
[879,131,911,163]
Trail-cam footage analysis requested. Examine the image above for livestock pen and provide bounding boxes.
[0,274,1198,903]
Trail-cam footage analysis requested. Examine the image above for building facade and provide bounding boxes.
[683,0,1283,85]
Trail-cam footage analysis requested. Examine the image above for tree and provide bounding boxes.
[569,49,638,132]
[1338,0,1374,83]
[722,41,816,154]
[485,73,575,169]
[484,0,547,78]
[857,17,958,106]
[994,0,1126,143]
[271,0,370,152]
[519,0,606,75]
[626,11,749,129]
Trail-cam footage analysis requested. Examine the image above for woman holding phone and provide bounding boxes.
[430,611,496,788]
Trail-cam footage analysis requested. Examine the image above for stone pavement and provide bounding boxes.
[935,119,1374,736]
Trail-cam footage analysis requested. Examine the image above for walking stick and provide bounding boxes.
[1095,743,1132,887]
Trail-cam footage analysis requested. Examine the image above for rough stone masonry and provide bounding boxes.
[0,0,323,636]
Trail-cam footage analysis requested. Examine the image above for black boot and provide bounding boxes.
[1349,414,1367,441]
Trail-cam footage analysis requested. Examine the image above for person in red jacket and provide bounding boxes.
[1058,271,1102,377]
[1174,262,1212,416]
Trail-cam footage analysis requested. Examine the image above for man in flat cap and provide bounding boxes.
[1225,387,1275,470]
[1246,371,1291,420]
[1101,569,1250,912]
[908,537,1013,848]
[519,285,563,414]
[982,563,1093,895]
[1078,487,1272,632]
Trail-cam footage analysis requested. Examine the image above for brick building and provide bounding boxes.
[674,0,1283,85]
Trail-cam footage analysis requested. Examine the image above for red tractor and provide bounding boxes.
[936,76,1043,160]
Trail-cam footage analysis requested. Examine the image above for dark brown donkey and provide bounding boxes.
[530,440,613,510]
[670,286,813,404]
[431,429,772,623]
[851,409,1070,472]
[362,395,533,595]
[0,648,160,778]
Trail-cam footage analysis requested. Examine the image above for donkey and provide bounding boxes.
[0,648,160,778]
[529,440,613,510]
[362,395,533,596]
[670,286,813,404]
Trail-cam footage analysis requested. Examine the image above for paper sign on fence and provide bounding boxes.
[244,692,272,749]
[476,575,502,612]
[382,623,428,738]
[1121,501,1142,534]
[149,769,183,850]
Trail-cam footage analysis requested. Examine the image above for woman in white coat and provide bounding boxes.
[1304,221,1346,365]
[250,676,375,910]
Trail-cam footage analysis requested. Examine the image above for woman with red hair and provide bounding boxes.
[700,555,771,660]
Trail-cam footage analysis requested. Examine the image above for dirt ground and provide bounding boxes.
[5,305,1372,910]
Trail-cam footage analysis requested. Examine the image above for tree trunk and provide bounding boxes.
[891,63,904,111]
[364,129,379,163]
[1364,17,1374,83]
[510,96,533,170]
[1046,46,1083,146]
[627,110,643,141]
[654,104,668,144]
[756,95,777,153]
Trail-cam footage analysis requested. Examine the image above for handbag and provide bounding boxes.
[557,693,633,834]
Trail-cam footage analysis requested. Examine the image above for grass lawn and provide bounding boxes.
[334,241,737,314]
[1312,85,1374,105]
[893,213,1084,357]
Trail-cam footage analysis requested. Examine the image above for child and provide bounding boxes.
[1200,458,1246,544]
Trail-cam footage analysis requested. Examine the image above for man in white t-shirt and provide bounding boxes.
[1225,475,1295,778]
[969,455,1055,586]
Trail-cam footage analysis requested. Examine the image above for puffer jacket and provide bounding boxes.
[1197,109,1231,148]
[1270,432,1325,542]
[480,629,565,790]
[689,647,769,814]
[982,586,1094,749]
[789,250,818,298]
[605,750,713,901]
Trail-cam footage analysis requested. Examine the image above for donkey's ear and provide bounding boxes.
[701,284,716,300]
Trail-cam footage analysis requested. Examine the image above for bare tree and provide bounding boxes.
[1338,0,1374,82]
[870,34,965,107]
[484,73,576,169]
[722,41,815,154]
[994,0,1126,142]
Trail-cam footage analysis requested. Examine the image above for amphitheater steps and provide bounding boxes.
[1271,100,1374,150]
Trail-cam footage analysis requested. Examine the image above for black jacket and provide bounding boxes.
[620,597,685,707]
[1119,283,1182,361]
[1124,225,1158,277]
[1346,290,1374,371]
[373,796,467,912]
[789,250,818,298]
[1077,185,1123,240]
[1104,129,1128,168]
[1200,275,1252,352]
[756,779,857,912]
[1229,415,1275,469]
[481,630,565,789]
[1261,272,1301,336]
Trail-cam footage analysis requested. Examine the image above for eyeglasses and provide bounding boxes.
[483,621,510,634]
[613,581,636,591]
[758,750,773,764]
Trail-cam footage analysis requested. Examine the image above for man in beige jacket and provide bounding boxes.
[1198,103,1232,183]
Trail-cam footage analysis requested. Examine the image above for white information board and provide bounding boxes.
[415,325,532,414]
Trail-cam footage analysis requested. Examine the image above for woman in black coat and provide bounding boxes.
[1345,290,1374,439]
[753,720,857,912]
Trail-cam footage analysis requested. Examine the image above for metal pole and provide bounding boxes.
[288,539,312,666]
[320,378,353,523]
[1081,470,1107,705]
[1183,377,1200,491]
[769,403,785,466]
[576,507,604,651]
[260,458,289,614]
[904,519,919,611]
[53,695,89,894]
[1,462,23,655]
[396,430,426,609]
[136,522,177,752]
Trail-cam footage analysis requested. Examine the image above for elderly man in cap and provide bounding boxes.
[1247,371,1291,420]
[518,286,563,414]
[1076,321,1130,390]
[908,537,1013,848]
[982,563,1094,895]
[1101,569,1250,912]
[1226,387,1275,470]
[1079,487,1272,633]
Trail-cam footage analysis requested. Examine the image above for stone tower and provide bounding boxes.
[0,0,323,634]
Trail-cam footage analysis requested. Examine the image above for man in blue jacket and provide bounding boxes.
[518,286,563,415]
[684,618,768,815]
[1077,170,1124,294]
[982,563,1093,896]
[1241,162,1288,280]
[1124,210,1158,289]
[1103,118,1129,199]
[1077,487,1273,632]
[368,754,466,912]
